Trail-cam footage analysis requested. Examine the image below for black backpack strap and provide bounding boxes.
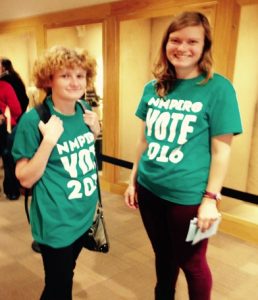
[35,100,51,123]
[24,188,32,224]
[24,100,51,224]
[77,99,88,113]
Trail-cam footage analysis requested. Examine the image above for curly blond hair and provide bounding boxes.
[33,45,97,94]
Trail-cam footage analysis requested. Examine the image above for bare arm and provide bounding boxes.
[198,134,233,231]
[15,115,64,188]
[0,113,5,125]
[124,120,148,209]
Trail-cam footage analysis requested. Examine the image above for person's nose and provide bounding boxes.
[70,76,80,86]
[177,42,187,52]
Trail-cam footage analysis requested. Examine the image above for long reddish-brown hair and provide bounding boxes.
[153,11,213,97]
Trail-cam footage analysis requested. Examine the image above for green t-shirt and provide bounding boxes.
[136,73,243,205]
[12,97,98,248]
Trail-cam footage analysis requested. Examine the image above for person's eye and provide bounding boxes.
[189,40,198,45]
[61,73,69,78]
[169,38,180,44]
[77,74,85,79]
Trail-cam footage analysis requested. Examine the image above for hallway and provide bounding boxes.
[0,169,258,299]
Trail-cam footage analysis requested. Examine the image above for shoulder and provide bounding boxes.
[0,81,17,98]
[13,108,41,145]
[0,80,13,90]
[207,73,236,97]
[18,107,41,126]
[0,74,15,86]
[144,80,156,90]
[141,80,157,97]
[210,73,234,88]
[77,99,92,111]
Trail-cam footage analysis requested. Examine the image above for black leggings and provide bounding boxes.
[137,184,212,300]
[39,231,87,300]
[0,122,7,156]
[2,128,20,195]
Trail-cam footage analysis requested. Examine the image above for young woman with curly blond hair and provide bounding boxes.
[12,46,101,300]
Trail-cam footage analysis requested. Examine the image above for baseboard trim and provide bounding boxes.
[220,212,258,245]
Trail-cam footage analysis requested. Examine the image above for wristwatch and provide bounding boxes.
[204,191,222,201]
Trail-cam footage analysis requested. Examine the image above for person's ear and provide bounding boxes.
[45,78,53,88]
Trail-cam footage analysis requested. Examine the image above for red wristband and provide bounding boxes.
[204,191,221,201]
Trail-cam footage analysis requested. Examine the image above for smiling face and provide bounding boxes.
[50,67,87,103]
[166,25,205,79]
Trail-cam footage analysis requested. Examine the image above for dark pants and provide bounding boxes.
[39,231,87,300]
[2,127,20,196]
[0,122,7,156]
[137,184,212,300]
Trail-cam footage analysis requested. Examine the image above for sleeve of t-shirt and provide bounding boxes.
[12,109,41,162]
[135,82,153,121]
[4,82,22,122]
[208,77,243,137]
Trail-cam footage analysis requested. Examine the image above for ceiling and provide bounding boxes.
[0,0,121,22]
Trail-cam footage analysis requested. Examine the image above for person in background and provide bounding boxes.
[0,80,22,200]
[12,45,101,300]
[0,109,7,157]
[0,57,29,199]
[0,57,29,114]
[124,11,242,300]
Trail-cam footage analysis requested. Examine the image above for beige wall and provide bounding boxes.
[118,19,152,181]
[0,31,37,87]
[228,4,258,193]
[47,27,78,48]
[236,4,258,194]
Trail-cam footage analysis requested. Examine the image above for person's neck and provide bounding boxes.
[52,99,76,115]
[176,68,201,79]
[0,71,9,78]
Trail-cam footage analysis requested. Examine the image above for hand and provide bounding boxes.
[0,113,5,125]
[38,115,64,145]
[197,198,220,232]
[83,110,100,138]
[124,184,138,209]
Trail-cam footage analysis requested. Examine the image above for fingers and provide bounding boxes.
[83,110,98,124]
[124,187,138,209]
[83,111,100,137]
[128,195,139,209]
[125,194,138,209]
[38,116,64,144]
[197,218,211,232]
[38,120,44,131]
[197,216,219,232]
[197,199,220,232]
